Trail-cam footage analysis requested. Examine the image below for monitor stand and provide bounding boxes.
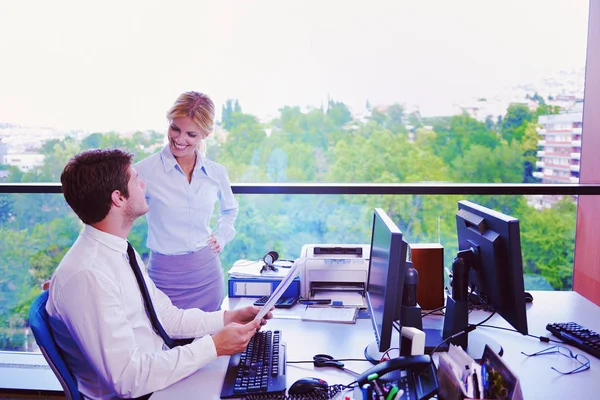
[423,328,502,360]
[364,330,402,364]
[422,293,503,360]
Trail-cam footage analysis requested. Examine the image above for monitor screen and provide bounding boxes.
[456,200,528,335]
[364,208,408,362]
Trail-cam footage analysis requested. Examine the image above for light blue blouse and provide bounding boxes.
[134,145,239,255]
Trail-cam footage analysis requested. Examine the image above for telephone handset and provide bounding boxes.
[356,355,438,400]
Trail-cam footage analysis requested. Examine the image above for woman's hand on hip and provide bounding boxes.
[207,233,222,253]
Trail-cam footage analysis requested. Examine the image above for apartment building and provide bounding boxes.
[530,101,583,209]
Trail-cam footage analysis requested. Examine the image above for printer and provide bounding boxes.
[299,244,370,304]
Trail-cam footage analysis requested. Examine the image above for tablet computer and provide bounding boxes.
[254,259,301,321]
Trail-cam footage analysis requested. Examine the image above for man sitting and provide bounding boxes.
[46,148,270,399]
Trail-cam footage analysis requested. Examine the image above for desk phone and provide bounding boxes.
[355,355,438,400]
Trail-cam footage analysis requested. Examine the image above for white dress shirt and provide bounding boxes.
[46,225,225,399]
[134,146,239,255]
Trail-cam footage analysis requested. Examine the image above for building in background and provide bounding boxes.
[2,153,45,172]
[530,101,583,209]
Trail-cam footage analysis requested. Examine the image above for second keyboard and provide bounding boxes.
[546,322,600,359]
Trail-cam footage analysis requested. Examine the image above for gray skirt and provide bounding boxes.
[148,247,224,312]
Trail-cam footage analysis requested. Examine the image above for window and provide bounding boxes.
[0,1,590,352]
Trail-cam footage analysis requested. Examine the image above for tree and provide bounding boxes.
[217,111,267,179]
[0,194,14,225]
[531,92,545,105]
[451,141,525,183]
[407,110,423,129]
[221,99,242,130]
[501,104,533,143]
[521,122,542,183]
[386,103,406,133]
[518,198,576,290]
[326,99,352,128]
[431,113,497,165]
[484,115,496,132]
[535,104,562,118]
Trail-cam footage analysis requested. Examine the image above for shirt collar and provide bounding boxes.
[81,224,128,255]
[159,144,208,176]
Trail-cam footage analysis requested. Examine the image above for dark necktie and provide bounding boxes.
[126,242,192,348]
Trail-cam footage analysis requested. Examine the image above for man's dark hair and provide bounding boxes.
[61,148,133,225]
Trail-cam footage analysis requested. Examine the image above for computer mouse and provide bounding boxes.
[288,377,328,396]
[524,291,534,303]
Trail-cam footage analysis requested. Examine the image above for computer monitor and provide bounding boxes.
[424,200,528,357]
[364,208,408,363]
[455,200,528,334]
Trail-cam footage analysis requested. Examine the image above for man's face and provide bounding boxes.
[124,166,149,222]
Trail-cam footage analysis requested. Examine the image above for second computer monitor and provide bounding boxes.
[456,200,528,335]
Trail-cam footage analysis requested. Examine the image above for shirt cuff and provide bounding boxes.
[190,334,218,362]
[204,309,226,333]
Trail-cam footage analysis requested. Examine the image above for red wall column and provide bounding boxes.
[574,0,600,305]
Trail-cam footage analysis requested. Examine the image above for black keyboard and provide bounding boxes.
[220,329,286,398]
[546,322,600,359]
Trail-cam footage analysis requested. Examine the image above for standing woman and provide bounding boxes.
[135,91,238,311]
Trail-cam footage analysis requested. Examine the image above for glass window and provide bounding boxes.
[0,1,590,353]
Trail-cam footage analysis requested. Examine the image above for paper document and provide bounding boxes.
[302,307,358,324]
[313,291,366,308]
[228,259,289,279]
[254,259,302,322]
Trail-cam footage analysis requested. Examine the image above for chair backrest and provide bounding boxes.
[29,290,82,400]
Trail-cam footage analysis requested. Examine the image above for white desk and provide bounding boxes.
[152,291,600,399]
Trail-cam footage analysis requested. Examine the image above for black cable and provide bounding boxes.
[287,356,365,378]
[472,310,496,327]
[429,311,497,354]
[286,358,366,364]
[421,305,446,317]
[477,323,565,344]
[429,326,476,354]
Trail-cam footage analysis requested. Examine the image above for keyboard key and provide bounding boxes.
[546,322,600,359]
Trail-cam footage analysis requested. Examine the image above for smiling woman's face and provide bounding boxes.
[167,116,206,159]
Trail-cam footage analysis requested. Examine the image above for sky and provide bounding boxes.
[0,0,590,133]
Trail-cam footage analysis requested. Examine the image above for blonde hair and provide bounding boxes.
[166,91,215,138]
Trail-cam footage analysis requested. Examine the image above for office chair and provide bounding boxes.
[29,290,83,400]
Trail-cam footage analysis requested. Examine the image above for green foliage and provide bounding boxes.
[518,198,576,290]
[535,104,562,118]
[326,99,352,127]
[0,194,14,225]
[531,92,545,105]
[369,103,407,134]
[222,99,243,130]
[501,104,533,143]
[451,141,524,183]
[218,112,266,169]
[0,97,579,350]
[431,113,498,165]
